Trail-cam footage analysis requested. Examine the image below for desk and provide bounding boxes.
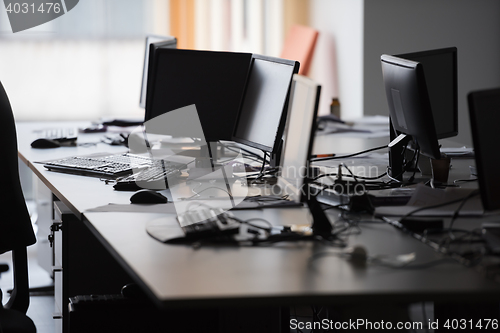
[17,121,500,332]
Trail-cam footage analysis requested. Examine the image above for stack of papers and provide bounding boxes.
[440,146,474,158]
[318,116,390,138]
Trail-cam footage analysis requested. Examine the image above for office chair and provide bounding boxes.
[0,80,37,333]
[280,24,319,76]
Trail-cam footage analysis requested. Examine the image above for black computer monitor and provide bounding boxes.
[139,35,177,109]
[467,88,500,211]
[145,48,252,142]
[232,55,299,156]
[397,47,458,139]
[381,54,441,160]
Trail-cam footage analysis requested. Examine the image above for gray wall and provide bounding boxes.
[363,0,500,145]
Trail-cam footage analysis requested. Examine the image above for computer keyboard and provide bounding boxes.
[177,208,240,239]
[44,153,158,178]
[113,163,183,191]
[44,153,187,180]
[36,127,78,141]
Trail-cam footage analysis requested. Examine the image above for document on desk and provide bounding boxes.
[374,184,484,217]
[440,146,474,158]
[317,115,390,138]
[86,203,178,214]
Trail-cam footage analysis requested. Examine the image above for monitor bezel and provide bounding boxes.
[231,54,300,153]
[396,47,458,140]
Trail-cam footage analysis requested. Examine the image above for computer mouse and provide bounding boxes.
[343,245,368,265]
[130,189,168,204]
[31,138,61,149]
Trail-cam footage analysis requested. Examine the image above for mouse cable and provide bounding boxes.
[249,151,269,185]
[310,144,388,162]
[341,163,389,182]
[447,190,480,236]
[435,228,485,256]
[378,220,481,272]
[400,192,479,222]
[308,249,460,270]
[453,177,478,184]
[385,145,419,184]
[311,170,388,182]
[185,186,233,200]
[218,141,265,162]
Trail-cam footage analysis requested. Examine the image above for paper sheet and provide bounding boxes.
[85,203,178,214]
[85,198,302,214]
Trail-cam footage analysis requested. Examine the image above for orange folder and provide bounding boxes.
[280,25,319,76]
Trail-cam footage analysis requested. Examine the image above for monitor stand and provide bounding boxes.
[195,142,218,170]
[388,119,411,182]
[269,139,283,168]
[304,181,332,237]
[388,120,441,185]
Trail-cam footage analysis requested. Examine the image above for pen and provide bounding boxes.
[311,153,336,158]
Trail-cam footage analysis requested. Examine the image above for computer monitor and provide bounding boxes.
[381,54,441,160]
[278,75,321,203]
[232,55,299,156]
[145,49,252,142]
[397,47,458,139]
[139,35,177,109]
[467,88,500,211]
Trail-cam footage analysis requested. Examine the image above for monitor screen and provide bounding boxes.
[468,88,500,211]
[397,47,458,139]
[140,35,176,109]
[381,54,441,159]
[145,49,252,142]
[233,55,299,153]
[278,75,321,202]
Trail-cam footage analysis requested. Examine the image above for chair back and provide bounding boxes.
[0,81,36,313]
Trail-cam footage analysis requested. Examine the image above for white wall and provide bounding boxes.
[309,0,364,118]
[0,40,146,121]
[0,0,167,122]
[363,0,500,145]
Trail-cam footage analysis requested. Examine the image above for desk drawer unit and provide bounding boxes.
[52,200,81,333]
[52,201,72,333]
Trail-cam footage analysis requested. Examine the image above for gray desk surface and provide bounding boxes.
[17,121,500,308]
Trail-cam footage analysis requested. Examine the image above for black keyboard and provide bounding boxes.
[177,208,239,239]
[44,153,155,177]
[113,163,184,191]
[36,127,78,141]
